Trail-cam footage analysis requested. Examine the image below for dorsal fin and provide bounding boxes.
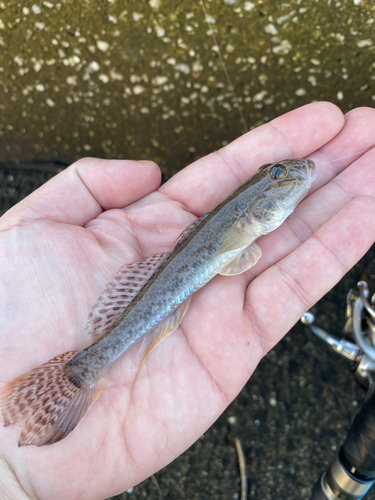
[85,253,170,337]
[175,213,209,245]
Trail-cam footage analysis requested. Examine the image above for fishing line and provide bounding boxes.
[313,148,371,167]
[199,0,248,134]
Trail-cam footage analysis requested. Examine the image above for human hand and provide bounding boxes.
[1,102,375,500]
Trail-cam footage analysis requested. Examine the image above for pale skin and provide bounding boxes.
[0,102,375,500]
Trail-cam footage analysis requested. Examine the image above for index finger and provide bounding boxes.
[159,102,344,215]
[1,159,161,228]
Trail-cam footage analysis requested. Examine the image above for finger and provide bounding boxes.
[308,106,375,194]
[160,102,344,215]
[2,159,161,227]
[245,196,375,354]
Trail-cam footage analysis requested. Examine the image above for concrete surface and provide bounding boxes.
[0,0,374,176]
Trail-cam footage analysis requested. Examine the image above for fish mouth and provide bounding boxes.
[305,159,316,185]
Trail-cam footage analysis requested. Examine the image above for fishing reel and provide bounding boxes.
[301,280,375,500]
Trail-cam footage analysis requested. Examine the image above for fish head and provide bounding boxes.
[246,158,316,233]
[262,158,316,208]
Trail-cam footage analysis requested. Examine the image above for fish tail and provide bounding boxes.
[0,351,103,447]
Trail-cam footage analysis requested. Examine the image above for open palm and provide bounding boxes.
[1,102,375,500]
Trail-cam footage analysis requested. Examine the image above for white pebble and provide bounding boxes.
[109,69,123,80]
[205,15,215,24]
[88,61,99,72]
[175,63,190,74]
[244,1,255,11]
[132,12,143,21]
[32,4,41,14]
[133,85,146,94]
[295,87,306,96]
[272,39,292,54]
[98,74,109,83]
[265,23,278,34]
[337,91,344,100]
[152,75,168,85]
[65,55,80,66]
[97,40,109,52]
[192,61,203,72]
[66,76,77,86]
[269,396,277,407]
[155,26,165,37]
[46,98,55,107]
[357,39,372,48]
[35,83,45,91]
[253,90,267,102]
[14,56,23,66]
[308,75,317,86]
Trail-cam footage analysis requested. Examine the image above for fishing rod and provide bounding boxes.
[301,280,375,500]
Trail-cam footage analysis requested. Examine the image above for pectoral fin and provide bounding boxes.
[219,242,262,276]
[215,214,258,257]
[133,297,192,371]
[85,253,170,337]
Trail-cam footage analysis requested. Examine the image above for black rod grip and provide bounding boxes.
[342,391,375,479]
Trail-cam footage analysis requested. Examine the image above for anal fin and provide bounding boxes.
[134,297,192,371]
[85,253,170,337]
[219,242,262,276]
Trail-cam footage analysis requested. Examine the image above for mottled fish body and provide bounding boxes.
[0,159,316,446]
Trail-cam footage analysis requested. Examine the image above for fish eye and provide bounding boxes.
[270,164,287,179]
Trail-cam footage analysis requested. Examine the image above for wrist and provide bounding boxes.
[0,456,34,500]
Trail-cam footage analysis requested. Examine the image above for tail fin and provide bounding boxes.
[0,351,103,447]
